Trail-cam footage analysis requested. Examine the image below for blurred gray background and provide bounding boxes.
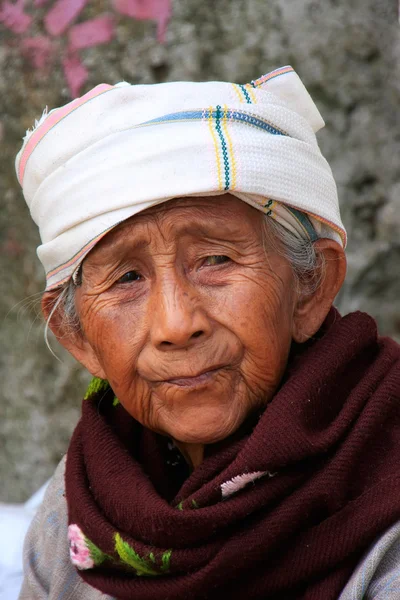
[1,0,399,502]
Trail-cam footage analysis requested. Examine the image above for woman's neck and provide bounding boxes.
[173,441,204,469]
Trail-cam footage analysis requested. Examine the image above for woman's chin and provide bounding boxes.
[158,406,245,445]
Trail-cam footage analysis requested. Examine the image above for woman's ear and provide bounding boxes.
[41,289,107,378]
[292,239,347,343]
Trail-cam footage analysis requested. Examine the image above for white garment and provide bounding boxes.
[15,66,346,290]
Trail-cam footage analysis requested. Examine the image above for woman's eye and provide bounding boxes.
[203,255,230,266]
[117,270,142,284]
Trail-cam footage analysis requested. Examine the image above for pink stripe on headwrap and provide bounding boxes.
[17,83,113,185]
[251,65,294,88]
[46,225,115,279]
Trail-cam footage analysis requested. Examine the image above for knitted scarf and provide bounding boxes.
[65,310,400,600]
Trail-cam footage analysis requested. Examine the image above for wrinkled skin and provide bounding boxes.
[44,195,346,466]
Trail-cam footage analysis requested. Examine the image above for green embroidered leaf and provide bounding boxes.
[84,377,109,400]
[114,533,159,576]
[176,501,183,510]
[85,536,112,566]
[112,396,120,407]
[191,499,199,509]
[161,549,172,573]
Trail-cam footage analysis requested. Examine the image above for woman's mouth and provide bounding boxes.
[163,367,224,388]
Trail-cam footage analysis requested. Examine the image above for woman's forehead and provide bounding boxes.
[89,195,263,257]
[127,194,259,225]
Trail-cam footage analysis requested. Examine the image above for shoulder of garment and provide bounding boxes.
[339,519,400,600]
[18,455,114,600]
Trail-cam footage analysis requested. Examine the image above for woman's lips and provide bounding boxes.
[162,367,224,388]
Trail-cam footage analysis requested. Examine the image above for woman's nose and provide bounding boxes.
[149,278,211,349]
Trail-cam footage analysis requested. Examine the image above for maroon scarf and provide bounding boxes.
[65,310,400,599]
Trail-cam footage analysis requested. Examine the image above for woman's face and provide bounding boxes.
[74,195,298,445]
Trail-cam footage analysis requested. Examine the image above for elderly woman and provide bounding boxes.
[15,66,400,600]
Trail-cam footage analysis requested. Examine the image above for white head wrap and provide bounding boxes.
[15,66,346,290]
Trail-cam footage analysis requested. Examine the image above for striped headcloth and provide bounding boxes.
[16,66,346,290]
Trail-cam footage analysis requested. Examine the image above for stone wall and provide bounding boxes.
[1,0,399,501]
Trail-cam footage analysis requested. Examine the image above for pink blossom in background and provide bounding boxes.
[0,0,31,34]
[44,0,88,36]
[2,228,23,258]
[0,0,172,98]
[112,0,171,42]
[68,15,115,51]
[62,50,88,98]
[21,36,53,69]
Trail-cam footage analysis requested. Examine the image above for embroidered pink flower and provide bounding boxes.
[220,470,276,498]
[68,524,94,570]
